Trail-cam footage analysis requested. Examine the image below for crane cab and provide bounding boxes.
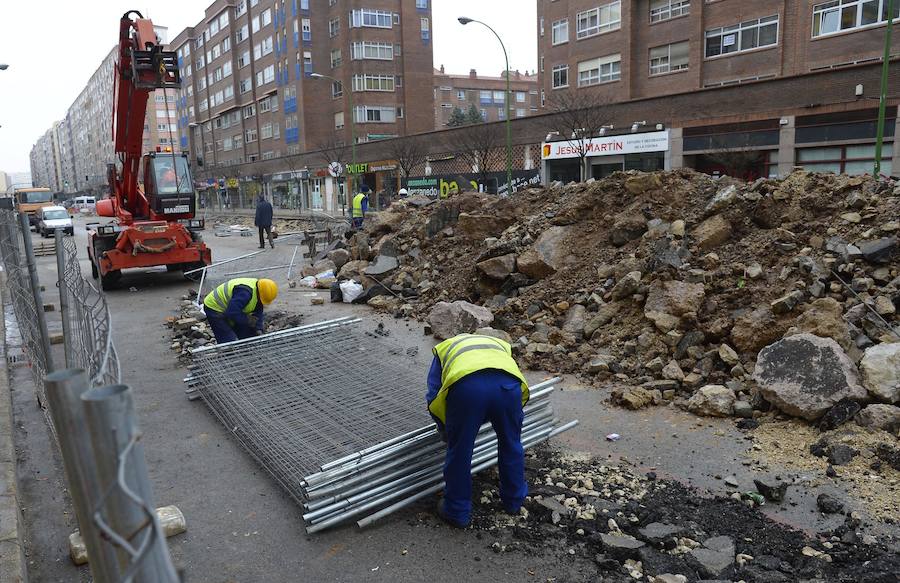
[143,152,196,218]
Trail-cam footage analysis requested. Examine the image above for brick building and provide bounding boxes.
[169,0,435,211]
[535,0,900,181]
[433,66,539,128]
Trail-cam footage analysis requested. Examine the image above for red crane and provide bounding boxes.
[89,10,211,290]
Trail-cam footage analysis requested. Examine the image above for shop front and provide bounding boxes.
[541,130,670,184]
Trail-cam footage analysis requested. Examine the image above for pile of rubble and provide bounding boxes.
[337,169,898,427]
[167,290,303,362]
[433,446,900,582]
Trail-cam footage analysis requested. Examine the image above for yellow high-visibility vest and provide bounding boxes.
[203,277,259,314]
[428,334,529,424]
[352,193,366,218]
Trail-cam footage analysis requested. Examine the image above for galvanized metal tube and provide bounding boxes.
[45,369,121,583]
[55,230,73,368]
[19,211,54,373]
[355,419,580,530]
[81,384,179,582]
[190,316,360,354]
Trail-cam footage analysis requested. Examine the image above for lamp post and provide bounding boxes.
[458,17,513,196]
[311,72,356,193]
[874,0,895,176]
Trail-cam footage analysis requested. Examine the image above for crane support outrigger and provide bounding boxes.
[88,10,211,290]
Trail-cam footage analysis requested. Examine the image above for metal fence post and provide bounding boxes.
[44,369,121,583]
[82,384,179,582]
[18,211,54,373]
[55,229,73,368]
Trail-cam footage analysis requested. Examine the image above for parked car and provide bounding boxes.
[73,196,96,214]
[37,206,74,237]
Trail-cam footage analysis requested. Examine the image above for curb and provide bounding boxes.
[0,279,28,583]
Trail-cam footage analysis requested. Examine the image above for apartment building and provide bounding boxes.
[29,28,174,196]
[433,66,540,128]
[536,0,900,181]
[168,0,435,210]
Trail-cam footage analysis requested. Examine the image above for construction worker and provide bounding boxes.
[398,187,409,198]
[202,278,278,344]
[426,333,530,528]
[351,184,370,230]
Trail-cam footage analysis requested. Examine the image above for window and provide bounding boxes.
[813,0,900,37]
[335,111,345,129]
[304,51,313,74]
[261,9,272,27]
[706,15,779,57]
[236,25,249,43]
[214,67,223,82]
[576,1,621,39]
[331,48,342,67]
[458,89,466,100]
[212,44,221,60]
[256,64,275,85]
[236,0,246,16]
[516,91,526,103]
[578,54,621,86]
[421,17,430,40]
[302,18,311,41]
[210,20,220,37]
[516,108,526,118]
[540,16,545,36]
[493,90,505,103]
[332,80,343,98]
[354,105,397,123]
[196,55,206,69]
[240,78,252,94]
[223,136,233,151]
[797,143,892,175]
[350,9,393,28]
[219,12,229,29]
[352,74,395,92]
[259,97,271,113]
[551,64,569,88]
[222,37,231,53]
[183,44,191,57]
[252,15,260,33]
[262,36,274,56]
[552,19,569,45]
[198,76,207,90]
[261,123,273,139]
[239,51,250,68]
[329,17,340,37]
[416,0,428,7]
[650,0,690,23]
[649,41,689,75]
[479,89,492,103]
[223,86,234,100]
[351,41,394,60]
[245,128,258,142]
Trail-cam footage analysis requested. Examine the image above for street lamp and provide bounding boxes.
[311,72,356,192]
[458,16,513,196]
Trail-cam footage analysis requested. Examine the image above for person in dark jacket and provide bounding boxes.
[255,194,274,249]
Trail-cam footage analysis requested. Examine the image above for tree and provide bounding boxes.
[705,136,765,181]
[545,89,612,182]
[447,107,468,127]
[465,104,485,125]
[385,135,428,190]
[448,122,504,191]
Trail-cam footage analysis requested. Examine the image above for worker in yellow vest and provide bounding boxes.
[426,333,530,528]
[202,277,278,344]
[351,184,370,230]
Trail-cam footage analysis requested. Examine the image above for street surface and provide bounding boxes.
[10,215,891,582]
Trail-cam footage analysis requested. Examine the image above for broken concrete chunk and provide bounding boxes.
[476,253,517,281]
[692,214,732,252]
[426,301,494,340]
[687,385,736,417]
[859,343,900,404]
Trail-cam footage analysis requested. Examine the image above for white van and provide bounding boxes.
[73,196,96,213]
[37,206,74,238]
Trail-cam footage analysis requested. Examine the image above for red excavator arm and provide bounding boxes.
[102,10,181,224]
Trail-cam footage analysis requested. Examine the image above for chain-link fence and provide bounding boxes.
[56,233,120,387]
[0,209,53,410]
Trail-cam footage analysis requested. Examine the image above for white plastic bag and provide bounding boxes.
[299,276,318,288]
[340,280,364,303]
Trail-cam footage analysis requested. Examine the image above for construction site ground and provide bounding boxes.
[8,215,898,582]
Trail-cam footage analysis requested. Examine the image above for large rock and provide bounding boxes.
[624,172,662,195]
[610,271,642,300]
[584,302,623,338]
[302,258,337,277]
[609,213,648,247]
[644,280,705,332]
[327,248,351,270]
[364,255,399,276]
[456,213,515,241]
[562,304,587,339]
[692,214,732,252]
[859,343,900,403]
[754,334,868,420]
[855,404,900,432]
[793,297,851,350]
[475,327,512,344]
[858,236,898,264]
[517,226,572,279]
[476,253,517,281]
[427,301,494,340]
[337,259,369,279]
[368,210,406,236]
[687,385,736,417]
[731,305,788,353]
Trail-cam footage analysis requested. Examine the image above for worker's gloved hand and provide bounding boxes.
[254,329,264,336]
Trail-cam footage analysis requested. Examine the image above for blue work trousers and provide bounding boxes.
[442,370,527,525]
[205,309,238,344]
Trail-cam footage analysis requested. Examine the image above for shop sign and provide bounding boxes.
[226,178,239,188]
[541,130,670,160]
[346,163,369,174]
[406,170,541,198]
[328,161,344,177]
[370,163,398,172]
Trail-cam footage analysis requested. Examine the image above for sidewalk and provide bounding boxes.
[0,291,27,583]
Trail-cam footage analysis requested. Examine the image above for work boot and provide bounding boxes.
[435,498,469,529]
[258,245,265,249]
[270,241,275,248]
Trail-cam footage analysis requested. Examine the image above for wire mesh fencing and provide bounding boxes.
[0,209,53,408]
[185,317,431,504]
[56,233,121,387]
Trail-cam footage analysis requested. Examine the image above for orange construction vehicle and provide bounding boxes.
[88,11,211,290]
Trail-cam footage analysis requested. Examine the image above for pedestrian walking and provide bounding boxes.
[426,333,530,528]
[255,194,274,249]
[351,185,370,230]
[202,277,278,344]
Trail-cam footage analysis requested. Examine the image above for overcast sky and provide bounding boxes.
[0,0,536,174]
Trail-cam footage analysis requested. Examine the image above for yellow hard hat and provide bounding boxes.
[257,278,278,305]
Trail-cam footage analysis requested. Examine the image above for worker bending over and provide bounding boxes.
[351,185,370,230]
[202,277,278,344]
[426,333,530,528]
